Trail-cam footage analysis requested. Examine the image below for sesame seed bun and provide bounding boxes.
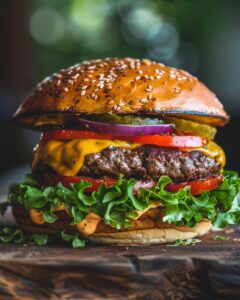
[13,206,211,246]
[13,58,228,128]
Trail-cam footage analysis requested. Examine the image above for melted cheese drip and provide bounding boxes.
[33,139,140,176]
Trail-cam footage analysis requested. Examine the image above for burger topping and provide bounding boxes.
[42,129,206,147]
[76,118,174,136]
[44,174,223,197]
[32,139,139,177]
[8,171,240,236]
[165,117,217,139]
[33,139,223,181]
[79,146,220,181]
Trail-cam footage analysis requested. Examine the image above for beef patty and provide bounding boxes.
[79,146,220,182]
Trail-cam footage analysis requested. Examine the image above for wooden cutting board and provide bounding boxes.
[0,225,239,300]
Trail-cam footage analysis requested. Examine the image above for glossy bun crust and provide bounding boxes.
[13,58,228,128]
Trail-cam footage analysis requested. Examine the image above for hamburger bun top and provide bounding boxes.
[13,57,228,128]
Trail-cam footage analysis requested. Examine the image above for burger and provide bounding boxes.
[5,58,240,246]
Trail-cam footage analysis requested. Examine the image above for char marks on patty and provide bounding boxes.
[79,145,220,182]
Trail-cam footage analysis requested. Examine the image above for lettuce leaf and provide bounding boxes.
[3,170,240,230]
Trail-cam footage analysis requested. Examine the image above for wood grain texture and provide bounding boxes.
[0,226,239,299]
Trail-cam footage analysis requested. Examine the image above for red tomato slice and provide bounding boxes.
[165,175,223,195]
[44,173,156,193]
[41,130,113,141]
[44,173,116,191]
[41,130,206,148]
[44,173,222,195]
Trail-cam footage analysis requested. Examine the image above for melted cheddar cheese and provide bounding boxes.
[32,139,140,176]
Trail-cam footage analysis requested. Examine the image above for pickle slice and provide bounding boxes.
[91,114,164,125]
[165,117,217,139]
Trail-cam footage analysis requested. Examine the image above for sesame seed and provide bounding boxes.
[155,75,161,79]
[64,87,69,92]
[81,90,86,96]
[56,80,61,86]
[83,78,89,82]
[72,73,80,79]
[118,102,124,107]
[135,76,141,80]
[81,85,88,90]
[138,70,143,75]
[108,100,114,105]
[88,65,96,70]
[142,59,151,65]
[173,87,181,94]
[140,98,148,103]
[144,75,149,80]
[149,76,154,80]
[147,94,152,100]
[145,85,153,92]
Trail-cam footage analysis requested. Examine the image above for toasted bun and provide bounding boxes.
[13,206,211,246]
[89,222,212,245]
[13,58,228,128]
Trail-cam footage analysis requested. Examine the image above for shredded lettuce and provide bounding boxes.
[2,170,240,230]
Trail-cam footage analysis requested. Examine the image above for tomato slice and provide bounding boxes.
[44,173,117,191]
[128,135,205,148]
[44,173,222,196]
[165,175,223,195]
[41,130,113,141]
[42,130,206,148]
[44,173,156,193]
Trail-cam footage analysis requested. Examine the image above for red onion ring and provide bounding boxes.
[77,118,174,136]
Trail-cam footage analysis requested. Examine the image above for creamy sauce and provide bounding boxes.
[29,202,162,235]
[129,201,163,220]
[29,209,45,225]
[75,212,101,236]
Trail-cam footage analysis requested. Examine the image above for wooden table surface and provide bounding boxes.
[0,200,240,299]
[0,225,240,300]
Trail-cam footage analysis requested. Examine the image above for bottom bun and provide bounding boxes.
[88,221,212,245]
[13,206,212,246]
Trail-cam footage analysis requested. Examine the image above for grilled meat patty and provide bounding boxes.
[79,146,220,182]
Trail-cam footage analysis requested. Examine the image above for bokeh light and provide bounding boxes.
[29,8,65,45]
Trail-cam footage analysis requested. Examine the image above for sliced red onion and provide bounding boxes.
[77,118,174,136]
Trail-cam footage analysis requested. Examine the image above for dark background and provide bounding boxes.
[0,0,239,193]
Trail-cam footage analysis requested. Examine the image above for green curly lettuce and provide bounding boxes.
[2,170,240,230]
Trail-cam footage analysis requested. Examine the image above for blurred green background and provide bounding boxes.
[0,0,240,193]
